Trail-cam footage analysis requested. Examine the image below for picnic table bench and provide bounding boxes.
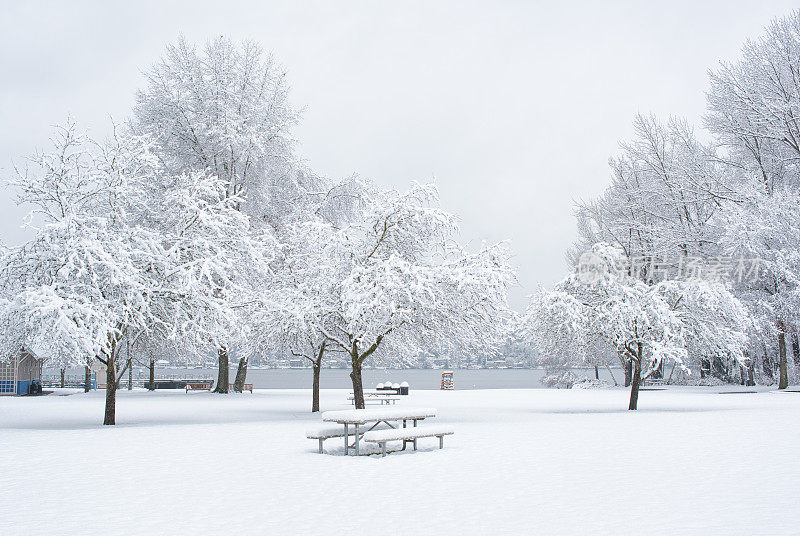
[347,390,402,405]
[306,426,350,454]
[347,395,399,405]
[319,407,440,456]
[354,390,402,397]
[363,425,454,457]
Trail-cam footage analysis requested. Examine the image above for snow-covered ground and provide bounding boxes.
[1,386,798,535]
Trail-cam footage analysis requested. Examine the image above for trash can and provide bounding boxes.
[399,381,409,395]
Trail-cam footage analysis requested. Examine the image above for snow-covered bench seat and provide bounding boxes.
[346,396,399,405]
[307,426,349,453]
[362,426,454,457]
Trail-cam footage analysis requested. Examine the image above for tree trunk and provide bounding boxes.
[312,363,321,412]
[233,356,248,393]
[605,363,618,386]
[311,343,325,412]
[84,364,91,393]
[148,359,155,391]
[60,367,65,388]
[746,359,756,387]
[350,359,365,409]
[104,352,116,425]
[762,344,773,379]
[213,347,229,393]
[624,358,632,387]
[792,333,800,366]
[594,365,599,380]
[666,362,677,385]
[700,358,710,378]
[127,358,132,390]
[778,332,788,390]
[628,344,643,411]
[652,360,664,379]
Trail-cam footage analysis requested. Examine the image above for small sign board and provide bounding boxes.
[440,370,454,390]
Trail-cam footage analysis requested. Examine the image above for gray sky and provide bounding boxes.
[1,0,797,310]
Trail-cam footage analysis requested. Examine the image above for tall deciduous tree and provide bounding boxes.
[2,124,155,424]
[132,36,317,392]
[1,120,274,424]
[706,11,800,388]
[524,243,748,409]
[284,181,515,408]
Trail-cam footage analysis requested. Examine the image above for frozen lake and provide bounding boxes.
[47,366,621,390]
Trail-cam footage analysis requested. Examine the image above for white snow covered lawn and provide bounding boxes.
[1,387,799,535]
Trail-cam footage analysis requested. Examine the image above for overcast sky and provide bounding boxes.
[1,0,797,310]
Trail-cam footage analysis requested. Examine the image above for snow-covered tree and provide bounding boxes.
[704,12,800,388]
[653,279,751,383]
[1,125,158,424]
[245,222,338,411]
[285,181,515,408]
[710,186,800,387]
[131,36,319,391]
[573,114,732,278]
[242,177,371,410]
[0,118,276,423]
[124,140,277,393]
[524,243,748,409]
[569,12,800,387]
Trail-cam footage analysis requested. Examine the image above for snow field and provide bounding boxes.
[1,387,799,535]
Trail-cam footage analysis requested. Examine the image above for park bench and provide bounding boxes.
[229,383,254,393]
[641,378,667,387]
[306,426,350,453]
[363,426,454,457]
[185,380,214,392]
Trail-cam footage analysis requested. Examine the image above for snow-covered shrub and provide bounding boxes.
[540,369,582,389]
[572,378,614,389]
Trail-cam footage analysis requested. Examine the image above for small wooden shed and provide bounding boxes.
[0,346,44,395]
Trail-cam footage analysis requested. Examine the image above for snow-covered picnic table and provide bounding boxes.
[347,391,400,405]
[320,407,437,456]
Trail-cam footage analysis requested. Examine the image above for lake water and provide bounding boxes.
[49,366,622,390]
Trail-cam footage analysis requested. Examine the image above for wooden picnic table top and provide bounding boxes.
[322,407,436,425]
